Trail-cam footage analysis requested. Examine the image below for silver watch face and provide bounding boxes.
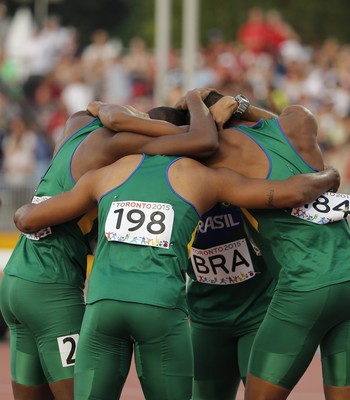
[236,95,249,104]
[235,95,250,115]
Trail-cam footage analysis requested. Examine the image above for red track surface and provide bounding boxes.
[0,331,324,399]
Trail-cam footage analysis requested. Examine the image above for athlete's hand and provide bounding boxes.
[324,165,340,192]
[210,96,238,128]
[87,101,102,116]
[121,105,149,119]
[174,88,217,110]
[87,102,149,119]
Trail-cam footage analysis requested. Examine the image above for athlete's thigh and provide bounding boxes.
[248,289,326,390]
[321,319,350,388]
[191,324,240,400]
[5,318,48,385]
[237,329,258,384]
[28,282,84,383]
[320,282,350,387]
[1,275,85,384]
[131,304,193,400]
[74,300,134,400]
[1,275,46,385]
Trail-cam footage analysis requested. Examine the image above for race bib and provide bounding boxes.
[105,200,174,249]
[191,238,256,285]
[24,196,52,240]
[57,334,79,367]
[291,192,350,224]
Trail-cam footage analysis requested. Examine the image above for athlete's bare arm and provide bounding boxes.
[14,170,97,233]
[209,95,278,129]
[15,157,340,234]
[242,103,278,122]
[69,89,219,180]
[83,90,219,165]
[212,165,340,210]
[15,155,161,233]
[87,101,184,137]
[135,89,218,157]
[169,158,340,215]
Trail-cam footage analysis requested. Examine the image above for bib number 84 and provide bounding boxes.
[291,192,350,224]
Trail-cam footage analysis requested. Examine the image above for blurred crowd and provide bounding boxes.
[0,4,349,197]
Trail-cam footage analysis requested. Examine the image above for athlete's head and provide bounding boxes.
[203,90,224,108]
[147,106,189,126]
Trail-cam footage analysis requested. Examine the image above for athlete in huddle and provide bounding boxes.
[200,92,350,400]
[186,97,278,400]
[11,89,339,400]
[0,88,220,400]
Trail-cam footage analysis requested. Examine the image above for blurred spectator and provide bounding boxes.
[203,30,242,87]
[21,26,57,80]
[123,37,154,98]
[44,97,69,144]
[22,76,59,163]
[237,7,270,54]
[0,48,21,94]
[265,9,296,54]
[4,7,33,82]
[0,88,21,168]
[1,113,38,187]
[101,53,132,104]
[0,1,10,51]
[0,5,347,210]
[41,15,73,62]
[60,58,94,114]
[81,28,122,98]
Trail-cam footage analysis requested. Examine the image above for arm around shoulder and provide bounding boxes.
[14,170,99,233]
[210,166,340,210]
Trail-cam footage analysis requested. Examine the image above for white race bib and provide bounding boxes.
[191,238,256,285]
[24,196,52,240]
[291,192,350,224]
[105,200,174,249]
[57,334,79,367]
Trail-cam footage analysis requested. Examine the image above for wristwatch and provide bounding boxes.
[233,94,250,118]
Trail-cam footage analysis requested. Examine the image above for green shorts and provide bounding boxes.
[191,324,256,400]
[0,274,85,385]
[248,282,350,389]
[74,299,193,400]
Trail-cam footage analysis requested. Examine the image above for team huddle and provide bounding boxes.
[0,88,349,400]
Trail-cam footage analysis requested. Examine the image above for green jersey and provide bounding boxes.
[86,154,200,313]
[4,118,103,289]
[235,118,350,291]
[187,203,275,333]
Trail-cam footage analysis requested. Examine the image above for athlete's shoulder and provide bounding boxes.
[64,111,96,137]
[278,104,317,130]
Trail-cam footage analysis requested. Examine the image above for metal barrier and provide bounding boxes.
[0,180,36,231]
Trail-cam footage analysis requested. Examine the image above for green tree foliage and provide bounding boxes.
[6,0,350,48]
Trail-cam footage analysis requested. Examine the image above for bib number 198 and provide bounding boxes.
[114,208,166,234]
[105,201,174,248]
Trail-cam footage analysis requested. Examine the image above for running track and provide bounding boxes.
[0,332,324,399]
